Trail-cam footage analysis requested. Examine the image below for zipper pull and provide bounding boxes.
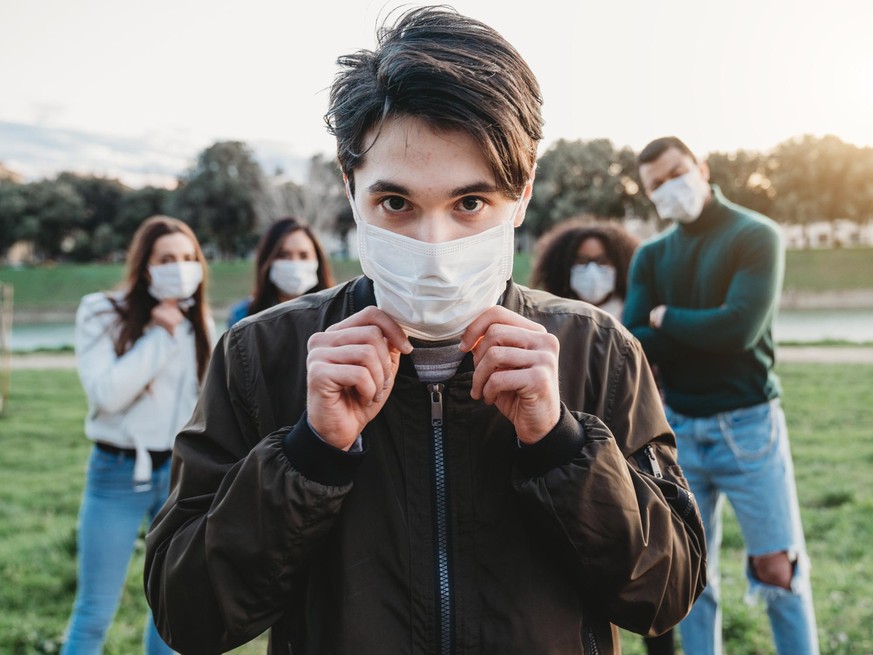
[645,445,663,478]
[429,383,444,427]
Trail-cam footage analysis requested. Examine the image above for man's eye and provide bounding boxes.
[381,196,408,211]
[458,197,484,212]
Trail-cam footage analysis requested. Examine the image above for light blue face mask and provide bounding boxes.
[147,261,203,301]
[570,262,616,305]
[650,170,708,223]
[269,259,319,297]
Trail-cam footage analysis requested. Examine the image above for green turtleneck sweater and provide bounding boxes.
[624,185,784,417]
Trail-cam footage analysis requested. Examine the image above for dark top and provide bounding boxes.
[624,186,783,417]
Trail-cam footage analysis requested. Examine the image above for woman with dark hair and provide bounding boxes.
[530,219,639,319]
[62,215,214,655]
[227,217,335,327]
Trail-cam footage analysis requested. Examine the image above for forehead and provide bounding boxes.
[152,232,195,257]
[639,147,695,184]
[353,116,496,196]
[577,236,607,257]
[280,230,315,252]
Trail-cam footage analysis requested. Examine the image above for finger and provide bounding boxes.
[459,306,546,352]
[307,360,380,406]
[309,325,394,386]
[471,346,556,400]
[468,323,558,366]
[326,306,413,354]
[308,343,390,401]
[480,366,555,406]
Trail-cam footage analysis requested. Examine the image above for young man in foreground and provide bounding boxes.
[145,9,705,654]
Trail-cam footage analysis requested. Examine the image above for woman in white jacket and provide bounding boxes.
[62,215,214,655]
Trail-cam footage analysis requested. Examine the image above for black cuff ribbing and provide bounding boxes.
[515,405,586,478]
[281,414,366,486]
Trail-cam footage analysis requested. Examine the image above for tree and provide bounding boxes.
[525,139,646,236]
[115,186,175,253]
[265,154,349,234]
[0,181,27,259]
[16,180,87,261]
[768,135,873,245]
[707,149,776,217]
[55,173,129,261]
[174,141,268,258]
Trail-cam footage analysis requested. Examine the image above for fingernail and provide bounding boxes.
[458,340,467,351]
[384,376,391,388]
[403,340,414,354]
[374,392,383,403]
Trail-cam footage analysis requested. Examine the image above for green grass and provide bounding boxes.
[0,259,367,317]
[2,247,870,318]
[1,362,871,653]
[783,248,873,293]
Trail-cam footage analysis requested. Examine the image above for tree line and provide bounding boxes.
[1,134,871,263]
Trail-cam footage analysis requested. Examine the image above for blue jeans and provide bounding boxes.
[666,399,819,655]
[61,446,174,655]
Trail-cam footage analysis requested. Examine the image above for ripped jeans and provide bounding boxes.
[666,399,819,655]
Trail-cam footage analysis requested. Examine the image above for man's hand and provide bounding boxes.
[306,306,413,451]
[460,306,561,445]
[151,300,185,336]
[649,305,667,329]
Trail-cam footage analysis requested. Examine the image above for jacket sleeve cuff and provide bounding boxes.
[515,404,586,478]
[281,412,366,486]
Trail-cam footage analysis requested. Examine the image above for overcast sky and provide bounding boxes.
[2,0,871,186]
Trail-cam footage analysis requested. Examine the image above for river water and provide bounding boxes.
[6,308,873,352]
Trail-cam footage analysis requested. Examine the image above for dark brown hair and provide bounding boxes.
[112,215,211,382]
[248,217,335,316]
[530,220,640,301]
[638,136,697,165]
[325,5,543,198]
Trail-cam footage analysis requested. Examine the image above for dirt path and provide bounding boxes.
[7,346,873,370]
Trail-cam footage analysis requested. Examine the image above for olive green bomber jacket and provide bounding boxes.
[144,277,705,654]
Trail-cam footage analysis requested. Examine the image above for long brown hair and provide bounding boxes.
[248,218,335,316]
[112,215,211,382]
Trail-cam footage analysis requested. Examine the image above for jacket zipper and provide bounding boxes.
[429,383,452,655]
[645,445,663,478]
[586,625,601,655]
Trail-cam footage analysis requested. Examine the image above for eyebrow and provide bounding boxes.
[650,162,688,190]
[366,180,502,197]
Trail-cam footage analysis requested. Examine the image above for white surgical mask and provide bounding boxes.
[650,170,709,224]
[269,259,319,298]
[349,188,522,341]
[570,263,616,305]
[147,261,203,301]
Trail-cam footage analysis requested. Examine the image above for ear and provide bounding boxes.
[342,173,352,201]
[699,160,711,183]
[513,168,536,228]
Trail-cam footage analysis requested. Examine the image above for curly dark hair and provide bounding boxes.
[530,220,640,301]
[325,5,543,199]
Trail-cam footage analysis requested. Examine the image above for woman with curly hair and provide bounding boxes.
[530,219,640,319]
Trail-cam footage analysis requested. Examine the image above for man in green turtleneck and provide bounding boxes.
[624,137,820,655]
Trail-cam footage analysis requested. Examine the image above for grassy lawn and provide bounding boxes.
[0,258,366,317]
[1,247,871,318]
[1,362,871,654]
[782,248,873,293]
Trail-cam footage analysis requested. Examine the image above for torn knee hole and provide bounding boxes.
[749,551,796,590]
